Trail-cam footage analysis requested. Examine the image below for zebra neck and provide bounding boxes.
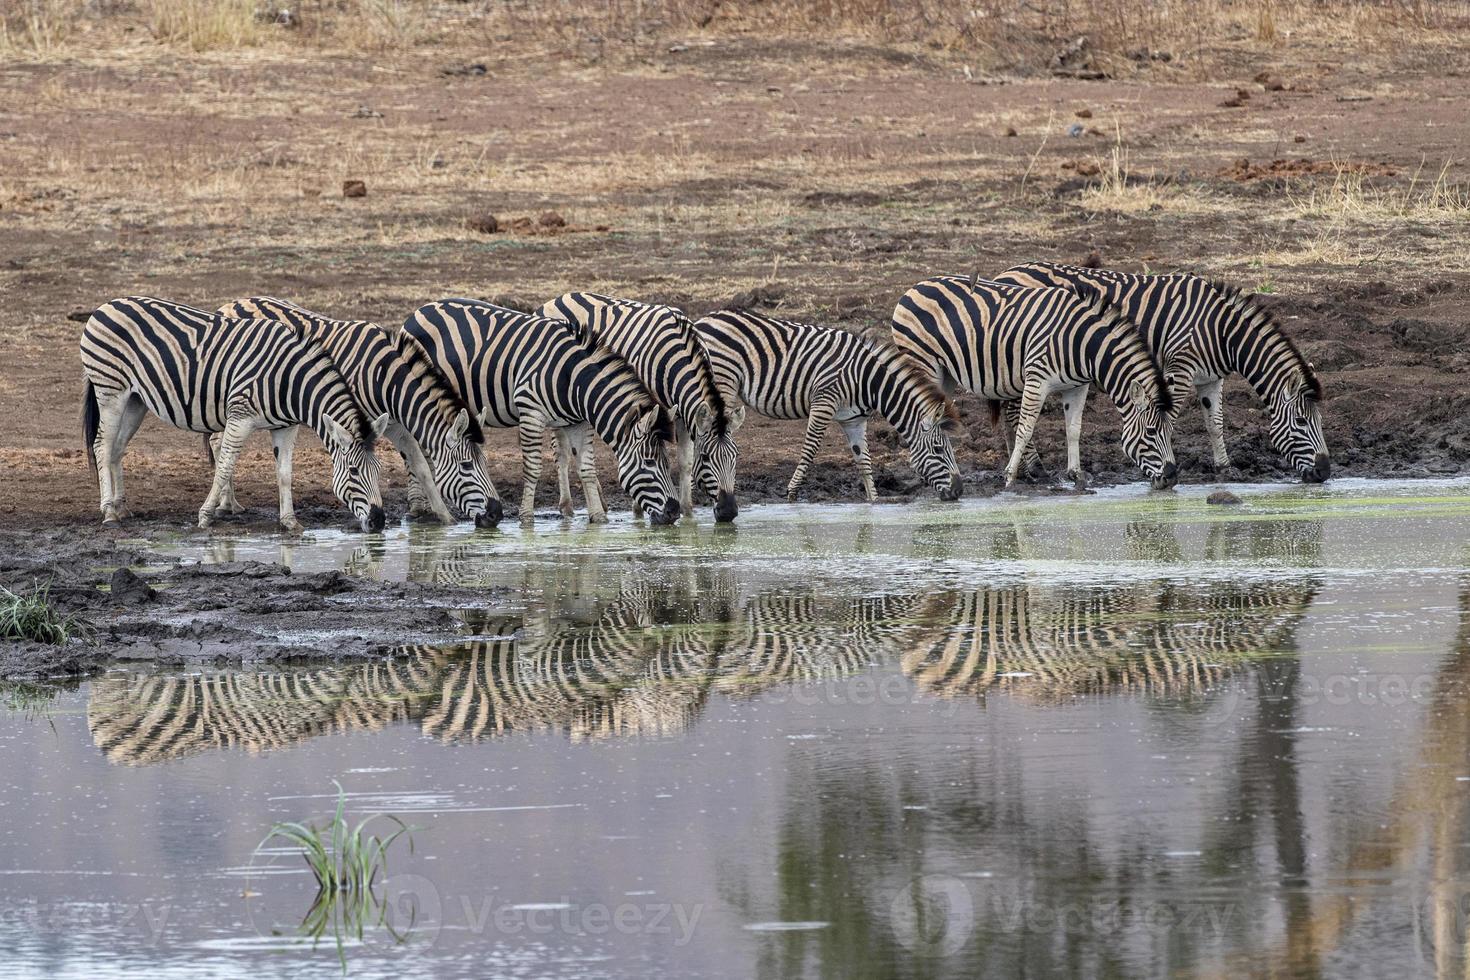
[865,355,921,437]
[1091,331,1150,406]
[1214,301,1297,400]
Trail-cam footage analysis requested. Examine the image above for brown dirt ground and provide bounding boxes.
[3,30,1470,529]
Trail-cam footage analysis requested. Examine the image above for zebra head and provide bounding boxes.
[431,408,503,527]
[1269,373,1330,482]
[611,405,681,525]
[903,408,963,500]
[692,403,742,523]
[1117,380,1178,490]
[322,412,390,532]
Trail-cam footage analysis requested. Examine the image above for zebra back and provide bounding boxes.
[892,276,1172,415]
[81,296,368,443]
[539,292,731,437]
[401,299,665,447]
[994,263,1322,402]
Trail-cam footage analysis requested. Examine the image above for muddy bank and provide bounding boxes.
[0,522,506,680]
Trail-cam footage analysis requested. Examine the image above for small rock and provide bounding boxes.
[66,309,93,323]
[1066,123,1085,137]
[465,213,499,234]
[1293,134,1307,143]
[1259,74,1285,91]
[537,210,566,228]
[1075,160,1101,177]
[109,567,156,605]
[441,62,487,77]
[1207,490,1243,506]
[1081,250,1103,268]
[1004,126,1018,137]
[352,105,382,119]
[1075,108,1093,118]
[342,179,367,198]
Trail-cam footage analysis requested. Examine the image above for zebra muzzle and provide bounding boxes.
[1151,462,1179,490]
[365,504,386,532]
[1304,453,1330,483]
[714,490,738,523]
[652,498,681,526]
[941,475,963,501]
[475,498,504,528]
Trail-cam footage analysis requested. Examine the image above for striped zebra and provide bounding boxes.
[992,263,1329,482]
[401,299,680,524]
[891,275,1177,489]
[692,309,963,502]
[80,296,388,532]
[902,577,1319,703]
[215,298,503,526]
[537,292,742,523]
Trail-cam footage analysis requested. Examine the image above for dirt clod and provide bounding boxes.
[341,179,367,198]
[538,211,567,228]
[1208,490,1243,505]
[108,567,155,606]
[466,213,500,234]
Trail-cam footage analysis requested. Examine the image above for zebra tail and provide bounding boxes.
[82,380,99,477]
[987,399,1002,427]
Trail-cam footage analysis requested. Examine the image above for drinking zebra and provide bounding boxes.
[991,264,1328,481]
[692,309,963,502]
[890,275,1177,489]
[80,296,387,532]
[216,297,503,527]
[401,299,681,524]
[538,291,742,522]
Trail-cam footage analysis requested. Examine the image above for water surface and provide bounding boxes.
[5,479,1470,978]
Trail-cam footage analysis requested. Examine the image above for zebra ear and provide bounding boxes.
[727,404,747,431]
[477,407,494,428]
[1128,379,1145,406]
[370,413,392,438]
[691,403,713,431]
[322,416,353,451]
[450,408,470,440]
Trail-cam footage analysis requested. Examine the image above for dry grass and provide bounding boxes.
[5,0,1469,70]
[1289,159,1470,222]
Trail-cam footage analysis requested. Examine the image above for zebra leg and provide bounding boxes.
[1196,379,1231,470]
[1003,383,1049,489]
[787,396,838,501]
[199,417,255,529]
[838,416,877,502]
[91,389,128,523]
[554,428,576,518]
[676,421,696,517]
[1002,401,1045,481]
[387,423,453,523]
[106,395,148,521]
[517,416,548,525]
[1059,386,1090,487]
[201,431,251,515]
[271,426,303,534]
[567,424,609,524]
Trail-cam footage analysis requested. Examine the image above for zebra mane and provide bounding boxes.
[1085,297,1174,415]
[392,329,487,444]
[1205,280,1323,399]
[857,326,961,431]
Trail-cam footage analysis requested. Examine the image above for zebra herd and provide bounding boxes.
[78,263,1329,531]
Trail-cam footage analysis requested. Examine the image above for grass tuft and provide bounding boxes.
[0,583,80,645]
[253,781,419,971]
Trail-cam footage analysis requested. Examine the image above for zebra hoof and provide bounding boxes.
[197,516,213,530]
[279,520,304,536]
[557,503,574,519]
[102,518,121,529]
[587,511,609,525]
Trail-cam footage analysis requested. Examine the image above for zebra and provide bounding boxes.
[692,309,963,502]
[537,291,742,523]
[992,263,1329,482]
[80,296,388,532]
[401,299,681,524]
[901,577,1320,703]
[215,297,503,527]
[891,275,1178,489]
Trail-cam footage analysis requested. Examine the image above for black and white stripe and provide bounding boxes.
[891,275,1177,488]
[80,296,387,532]
[993,263,1329,481]
[538,291,743,522]
[401,299,680,524]
[217,297,503,526]
[693,309,963,501]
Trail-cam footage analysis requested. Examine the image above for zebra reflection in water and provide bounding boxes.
[88,519,1322,763]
